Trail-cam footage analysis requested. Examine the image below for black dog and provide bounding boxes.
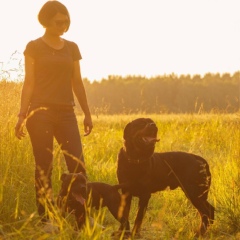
[58,173,125,229]
[117,118,215,237]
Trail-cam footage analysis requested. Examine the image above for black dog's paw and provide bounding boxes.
[111,230,143,239]
[111,230,132,239]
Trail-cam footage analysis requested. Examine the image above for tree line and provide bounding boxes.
[81,72,239,114]
[0,71,239,115]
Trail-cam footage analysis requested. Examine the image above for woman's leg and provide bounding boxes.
[26,109,54,219]
[54,109,86,175]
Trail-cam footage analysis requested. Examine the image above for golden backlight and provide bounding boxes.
[0,0,240,81]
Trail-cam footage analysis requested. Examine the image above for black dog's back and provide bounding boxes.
[118,149,211,200]
[151,152,211,199]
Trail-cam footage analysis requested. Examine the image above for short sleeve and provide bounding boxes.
[70,41,82,61]
[23,41,37,58]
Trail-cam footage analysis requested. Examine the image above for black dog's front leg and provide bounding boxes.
[132,194,151,236]
[118,192,132,231]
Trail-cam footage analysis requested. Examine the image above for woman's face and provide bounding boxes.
[47,12,69,36]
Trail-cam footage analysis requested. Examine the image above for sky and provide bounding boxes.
[0,0,240,81]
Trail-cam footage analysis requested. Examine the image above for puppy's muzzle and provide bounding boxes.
[71,184,86,205]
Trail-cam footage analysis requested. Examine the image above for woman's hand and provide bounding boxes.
[83,115,93,136]
[15,117,27,140]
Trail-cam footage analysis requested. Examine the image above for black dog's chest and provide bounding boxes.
[117,152,177,194]
[118,160,155,196]
[118,158,151,180]
[127,164,149,179]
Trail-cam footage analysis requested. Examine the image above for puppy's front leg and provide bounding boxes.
[75,208,86,229]
[132,194,151,236]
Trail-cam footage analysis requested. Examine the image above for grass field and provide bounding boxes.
[1,110,240,239]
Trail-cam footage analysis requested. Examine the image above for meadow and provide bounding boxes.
[0,81,240,239]
[1,109,240,239]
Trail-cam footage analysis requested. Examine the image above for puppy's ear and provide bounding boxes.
[60,173,68,181]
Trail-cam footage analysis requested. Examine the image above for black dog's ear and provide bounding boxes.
[60,173,68,181]
[123,122,132,140]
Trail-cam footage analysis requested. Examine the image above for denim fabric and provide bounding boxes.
[26,105,85,217]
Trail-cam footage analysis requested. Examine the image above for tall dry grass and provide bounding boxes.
[0,81,240,239]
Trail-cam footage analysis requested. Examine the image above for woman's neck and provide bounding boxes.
[42,32,64,49]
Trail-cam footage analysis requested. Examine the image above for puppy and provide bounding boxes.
[58,173,125,229]
[117,118,215,237]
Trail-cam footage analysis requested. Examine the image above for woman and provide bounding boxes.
[14,0,93,223]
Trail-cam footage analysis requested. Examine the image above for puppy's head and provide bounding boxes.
[59,172,87,207]
[123,118,159,161]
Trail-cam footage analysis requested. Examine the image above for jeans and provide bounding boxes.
[26,105,85,218]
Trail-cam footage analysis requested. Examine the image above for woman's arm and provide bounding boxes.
[15,55,35,139]
[72,60,93,136]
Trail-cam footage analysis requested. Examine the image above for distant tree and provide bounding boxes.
[79,71,240,114]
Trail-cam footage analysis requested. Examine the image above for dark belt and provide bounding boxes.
[30,103,74,111]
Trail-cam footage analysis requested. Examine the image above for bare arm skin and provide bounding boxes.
[15,55,35,140]
[71,60,93,136]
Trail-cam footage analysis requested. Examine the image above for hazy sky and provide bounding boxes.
[0,0,240,81]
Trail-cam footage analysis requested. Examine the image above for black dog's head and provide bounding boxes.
[58,172,87,211]
[123,118,159,161]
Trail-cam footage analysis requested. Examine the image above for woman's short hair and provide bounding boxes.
[38,0,70,31]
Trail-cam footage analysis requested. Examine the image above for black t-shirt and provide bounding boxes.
[24,37,82,106]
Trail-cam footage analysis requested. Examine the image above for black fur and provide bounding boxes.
[117,118,214,237]
[58,173,126,229]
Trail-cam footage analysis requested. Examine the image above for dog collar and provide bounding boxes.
[127,157,150,164]
[128,158,141,164]
[122,149,149,164]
